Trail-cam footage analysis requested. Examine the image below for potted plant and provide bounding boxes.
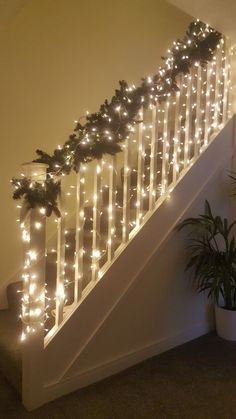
[177,200,236,340]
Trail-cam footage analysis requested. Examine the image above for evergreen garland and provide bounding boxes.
[12,177,61,217]
[12,20,222,217]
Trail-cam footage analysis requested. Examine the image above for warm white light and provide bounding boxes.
[28,250,37,261]
[35,222,42,230]
[92,249,101,258]
[29,283,36,295]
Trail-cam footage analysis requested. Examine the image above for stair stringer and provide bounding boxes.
[43,118,234,388]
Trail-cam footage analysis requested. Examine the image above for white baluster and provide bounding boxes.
[55,177,66,326]
[92,162,102,281]
[227,47,233,120]
[184,72,192,167]
[213,44,222,131]
[204,63,212,146]
[136,107,144,227]
[74,166,85,303]
[222,51,229,125]
[194,65,202,157]
[122,138,131,243]
[173,89,181,183]
[149,105,157,210]
[108,156,117,261]
[222,39,231,124]
[161,100,170,194]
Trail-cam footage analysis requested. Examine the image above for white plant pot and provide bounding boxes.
[215,305,236,341]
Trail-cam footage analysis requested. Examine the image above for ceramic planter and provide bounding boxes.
[215,305,236,341]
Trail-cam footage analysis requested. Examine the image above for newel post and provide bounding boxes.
[20,162,47,410]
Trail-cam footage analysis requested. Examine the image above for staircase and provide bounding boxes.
[0,28,234,410]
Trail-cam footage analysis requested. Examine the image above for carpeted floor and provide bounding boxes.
[1,333,236,419]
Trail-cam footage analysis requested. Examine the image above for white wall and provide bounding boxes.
[0,0,192,306]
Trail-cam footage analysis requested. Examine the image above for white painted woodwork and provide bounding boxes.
[136,107,144,227]
[107,156,117,262]
[74,167,85,303]
[122,139,131,243]
[55,178,66,327]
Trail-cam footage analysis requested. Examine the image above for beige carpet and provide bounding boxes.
[1,333,236,419]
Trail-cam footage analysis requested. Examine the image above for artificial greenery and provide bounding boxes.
[177,201,236,310]
[12,177,61,217]
[12,20,222,216]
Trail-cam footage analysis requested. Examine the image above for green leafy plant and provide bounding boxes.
[177,201,236,310]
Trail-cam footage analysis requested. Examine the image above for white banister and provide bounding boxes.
[184,73,192,167]
[136,107,144,227]
[161,100,170,195]
[16,36,232,411]
[91,162,102,281]
[55,178,66,326]
[222,40,230,125]
[194,65,202,156]
[108,155,117,261]
[18,40,229,347]
[222,50,228,124]
[204,63,212,146]
[21,162,47,409]
[122,138,131,243]
[74,166,85,303]
[213,44,222,130]
[45,42,230,339]
[173,90,181,183]
[149,105,157,210]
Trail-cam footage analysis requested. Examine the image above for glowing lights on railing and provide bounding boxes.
[16,39,232,342]
[28,250,37,261]
[29,283,36,295]
[92,249,101,258]
[56,284,65,301]
[22,229,30,242]
[34,222,42,230]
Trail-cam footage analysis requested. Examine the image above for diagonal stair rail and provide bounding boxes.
[19,36,232,350]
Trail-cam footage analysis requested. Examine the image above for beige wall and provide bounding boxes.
[167,0,236,43]
[0,0,191,303]
[167,0,236,114]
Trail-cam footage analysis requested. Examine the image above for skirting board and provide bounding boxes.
[42,321,212,406]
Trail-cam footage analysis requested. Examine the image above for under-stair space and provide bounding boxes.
[0,282,22,393]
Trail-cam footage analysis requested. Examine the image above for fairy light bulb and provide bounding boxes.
[34,222,42,230]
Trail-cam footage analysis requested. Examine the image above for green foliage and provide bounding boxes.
[177,201,236,310]
[11,20,222,216]
[11,177,61,217]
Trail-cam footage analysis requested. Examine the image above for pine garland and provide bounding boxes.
[12,20,222,217]
[12,177,61,217]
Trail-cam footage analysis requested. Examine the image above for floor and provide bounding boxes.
[1,333,236,419]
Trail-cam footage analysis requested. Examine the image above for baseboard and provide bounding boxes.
[41,321,211,407]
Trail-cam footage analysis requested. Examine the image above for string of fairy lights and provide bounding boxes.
[15,20,234,342]
[12,20,222,216]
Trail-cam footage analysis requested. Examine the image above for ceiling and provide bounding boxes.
[167,0,236,43]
